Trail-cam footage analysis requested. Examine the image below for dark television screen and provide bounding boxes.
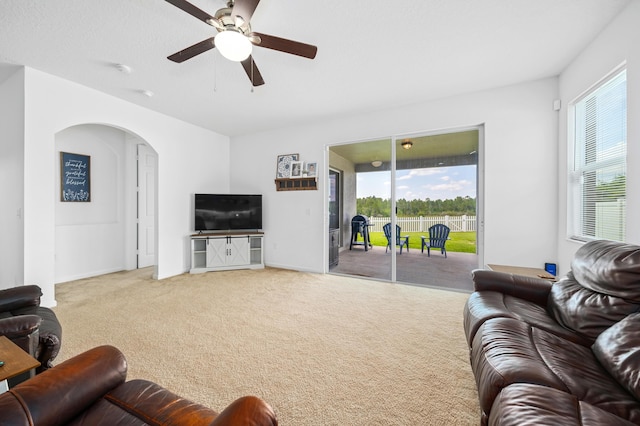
[195,194,262,232]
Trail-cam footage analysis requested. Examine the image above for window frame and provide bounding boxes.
[567,65,627,243]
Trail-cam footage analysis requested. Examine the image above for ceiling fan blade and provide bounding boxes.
[241,56,265,86]
[167,37,215,63]
[251,32,317,59]
[232,0,261,23]
[164,0,217,26]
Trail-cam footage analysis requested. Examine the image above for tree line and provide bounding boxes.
[357,196,476,217]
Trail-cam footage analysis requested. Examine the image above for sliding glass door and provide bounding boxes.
[393,131,479,288]
[328,138,392,281]
[328,128,481,290]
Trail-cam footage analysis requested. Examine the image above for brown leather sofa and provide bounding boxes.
[0,345,278,426]
[463,240,640,425]
[0,285,62,376]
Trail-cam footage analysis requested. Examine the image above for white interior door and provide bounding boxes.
[137,144,156,268]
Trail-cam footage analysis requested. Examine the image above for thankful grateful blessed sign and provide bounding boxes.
[60,152,91,202]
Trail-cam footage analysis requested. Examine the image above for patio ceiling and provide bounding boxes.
[330,130,479,172]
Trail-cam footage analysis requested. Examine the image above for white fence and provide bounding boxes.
[367,215,476,233]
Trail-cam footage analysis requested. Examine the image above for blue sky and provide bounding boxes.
[357,165,477,200]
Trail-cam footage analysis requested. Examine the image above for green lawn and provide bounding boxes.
[367,231,477,254]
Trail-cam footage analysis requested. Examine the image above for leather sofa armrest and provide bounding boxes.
[0,315,41,363]
[0,314,41,339]
[0,285,42,312]
[472,269,552,306]
[212,395,278,426]
[0,345,127,426]
[103,379,219,425]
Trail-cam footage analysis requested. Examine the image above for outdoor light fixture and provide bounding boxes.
[215,29,252,62]
[401,139,413,150]
[371,160,383,167]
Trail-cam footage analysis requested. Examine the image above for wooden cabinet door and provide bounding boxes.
[227,237,250,266]
[206,238,228,268]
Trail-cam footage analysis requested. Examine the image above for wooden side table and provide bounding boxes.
[0,335,41,393]
[487,264,556,281]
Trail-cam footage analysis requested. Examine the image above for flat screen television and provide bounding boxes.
[194,194,262,232]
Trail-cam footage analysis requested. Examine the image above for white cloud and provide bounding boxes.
[397,168,447,181]
[424,179,473,192]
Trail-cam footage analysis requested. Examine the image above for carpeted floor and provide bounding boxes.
[53,267,480,425]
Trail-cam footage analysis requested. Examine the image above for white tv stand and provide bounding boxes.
[190,232,264,273]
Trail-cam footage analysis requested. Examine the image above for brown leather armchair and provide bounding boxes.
[0,345,278,426]
[0,285,62,378]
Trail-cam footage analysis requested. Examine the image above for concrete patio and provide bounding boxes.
[330,245,478,292]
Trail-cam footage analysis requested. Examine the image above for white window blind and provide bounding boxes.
[570,69,626,242]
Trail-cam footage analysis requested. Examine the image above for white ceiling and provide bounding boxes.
[0,0,631,136]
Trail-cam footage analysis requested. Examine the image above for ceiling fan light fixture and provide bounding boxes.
[401,139,413,150]
[371,160,383,168]
[215,29,252,62]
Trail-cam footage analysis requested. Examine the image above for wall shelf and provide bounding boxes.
[275,177,317,191]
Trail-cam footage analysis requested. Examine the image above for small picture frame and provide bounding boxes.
[306,162,317,177]
[276,153,299,178]
[290,161,303,178]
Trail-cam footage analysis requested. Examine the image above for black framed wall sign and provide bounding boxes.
[60,151,91,202]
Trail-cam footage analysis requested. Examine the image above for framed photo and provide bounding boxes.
[290,161,303,178]
[276,153,299,178]
[60,152,91,202]
[306,162,317,177]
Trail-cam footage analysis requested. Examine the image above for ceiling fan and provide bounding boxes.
[164,0,318,86]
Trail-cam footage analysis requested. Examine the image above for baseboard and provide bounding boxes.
[264,262,321,274]
[54,267,125,284]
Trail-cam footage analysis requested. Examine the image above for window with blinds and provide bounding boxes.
[570,69,627,242]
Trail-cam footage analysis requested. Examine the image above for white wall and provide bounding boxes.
[557,1,640,272]
[20,67,230,306]
[55,125,127,282]
[231,77,559,273]
[0,68,25,289]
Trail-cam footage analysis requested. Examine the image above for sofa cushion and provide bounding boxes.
[471,317,640,423]
[548,272,639,343]
[571,240,640,300]
[593,312,640,400]
[548,239,640,342]
[489,383,638,426]
[463,291,591,347]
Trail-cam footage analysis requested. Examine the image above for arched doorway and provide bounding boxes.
[54,124,158,283]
